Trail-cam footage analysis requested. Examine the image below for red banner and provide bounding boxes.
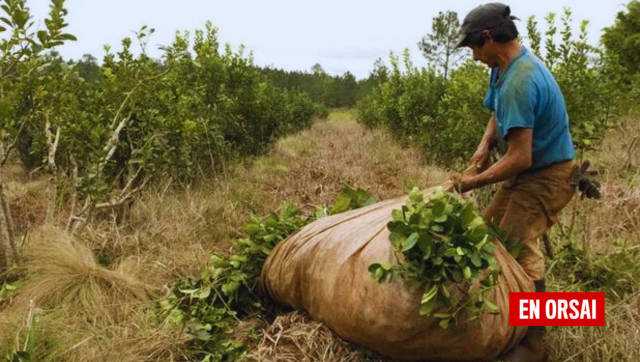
[509,292,605,326]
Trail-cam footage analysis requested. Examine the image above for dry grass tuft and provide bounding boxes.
[244,312,392,362]
[18,226,155,323]
[0,227,185,362]
[6,177,48,233]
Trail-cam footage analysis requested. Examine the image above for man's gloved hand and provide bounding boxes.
[569,160,601,200]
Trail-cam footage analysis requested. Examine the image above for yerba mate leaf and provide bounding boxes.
[440,284,451,299]
[409,213,421,225]
[463,266,472,279]
[444,204,454,215]
[245,223,261,237]
[402,232,420,252]
[451,269,463,282]
[389,232,407,249]
[460,202,476,228]
[263,214,278,228]
[432,201,446,217]
[433,313,452,319]
[434,214,448,223]
[470,250,482,267]
[420,297,437,316]
[484,300,500,314]
[438,317,451,329]
[409,187,424,203]
[444,248,458,257]
[421,284,438,304]
[391,209,404,222]
[417,234,433,254]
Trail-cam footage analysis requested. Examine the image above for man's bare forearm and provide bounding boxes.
[468,128,533,189]
[471,152,529,188]
[478,114,497,152]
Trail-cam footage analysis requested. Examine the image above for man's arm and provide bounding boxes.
[470,113,498,170]
[456,127,532,191]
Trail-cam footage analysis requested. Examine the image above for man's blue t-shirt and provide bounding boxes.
[483,47,575,170]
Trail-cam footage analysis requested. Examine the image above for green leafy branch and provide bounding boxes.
[158,187,376,361]
[369,187,501,328]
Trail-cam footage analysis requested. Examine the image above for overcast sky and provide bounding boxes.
[27,0,628,78]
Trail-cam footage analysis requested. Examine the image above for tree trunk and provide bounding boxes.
[0,192,10,273]
[65,156,78,233]
[444,49,450,81]
[44,122,60,224]
[0,167,18,275]
[0,136,19,275]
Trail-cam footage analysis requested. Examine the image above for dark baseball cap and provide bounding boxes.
[455,3,519,48]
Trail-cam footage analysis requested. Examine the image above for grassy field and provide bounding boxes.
[0,110,638,361]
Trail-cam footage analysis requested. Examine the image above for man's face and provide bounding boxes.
[469,32,499,68]
[471,44,489,65]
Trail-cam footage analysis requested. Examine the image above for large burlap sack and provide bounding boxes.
[260,187,535,361]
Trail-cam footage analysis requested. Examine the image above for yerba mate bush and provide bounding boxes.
[527,9,623,152]
[369,187,500,328]
[1,0,324,245]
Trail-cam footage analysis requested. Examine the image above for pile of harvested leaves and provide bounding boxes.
[369,187,500,328]
[159,186,376,361]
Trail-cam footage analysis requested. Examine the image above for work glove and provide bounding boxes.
[569,160,601,200]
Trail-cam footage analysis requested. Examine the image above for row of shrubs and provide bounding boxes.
[7,21,327,207]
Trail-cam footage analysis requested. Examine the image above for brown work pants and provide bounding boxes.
[483,161,576,281]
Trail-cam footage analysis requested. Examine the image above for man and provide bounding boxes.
[451,3,576,362]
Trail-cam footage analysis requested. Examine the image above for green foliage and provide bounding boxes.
[159,187,376,361]
[428,60,490,166]
[158,203,309,361]
[1,302,40,362]
[4,14,324,215]
[602,1,640,113]
[328,185,376,215]
[369,187,500,328]
[526,16,542,58]
[0,281,18,304]
[0,0,76,161]
[418,10,466,80]
[602,1,640,78]
[534,9,623,152]
[259,65,376,109]
[356,52,484,167]
[313,102,330,119]
[548,238,640,299]
[356,50,447,142]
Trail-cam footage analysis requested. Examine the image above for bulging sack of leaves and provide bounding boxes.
[261,186,534,361]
